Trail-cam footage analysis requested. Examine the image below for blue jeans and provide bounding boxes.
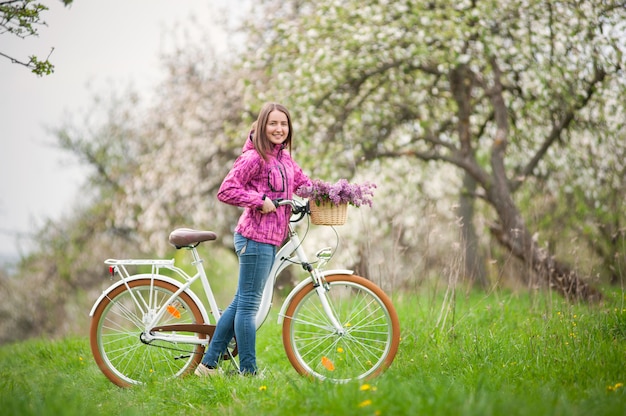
[201,233,276,374]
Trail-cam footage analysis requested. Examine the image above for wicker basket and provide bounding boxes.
[309,201,348,225]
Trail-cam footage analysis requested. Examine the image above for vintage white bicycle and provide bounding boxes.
[89,199,400,387]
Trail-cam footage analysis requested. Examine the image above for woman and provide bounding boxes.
[196,102,312,376]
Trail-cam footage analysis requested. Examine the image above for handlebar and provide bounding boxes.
[273,198,309,222]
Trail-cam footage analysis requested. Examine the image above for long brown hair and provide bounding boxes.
[251,102,293,161]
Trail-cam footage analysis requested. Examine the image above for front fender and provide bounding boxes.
[89,273,210,324]
[277,269,353,324]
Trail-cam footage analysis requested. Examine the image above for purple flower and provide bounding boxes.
[297,179,376,207]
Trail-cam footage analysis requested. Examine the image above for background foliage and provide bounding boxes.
[0,0,624,342]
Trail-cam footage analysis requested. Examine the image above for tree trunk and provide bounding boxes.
[487,182,602,302]
[450,64,489,290]
[459,172,489,289]
[484,57,601,303]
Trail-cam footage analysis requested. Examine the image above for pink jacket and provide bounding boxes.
[217,135,312,246]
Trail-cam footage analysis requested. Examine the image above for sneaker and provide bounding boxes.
[254,368,268,379]
[239,368,267,379]
[195,363,219,377]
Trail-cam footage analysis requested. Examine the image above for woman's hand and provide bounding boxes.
[260,197,276,214]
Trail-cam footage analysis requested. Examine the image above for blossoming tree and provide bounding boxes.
[245,0,626,301]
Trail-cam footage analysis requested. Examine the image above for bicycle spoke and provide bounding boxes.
[284,276,399,382]
[105,296,145,329]
[91,279,205,386]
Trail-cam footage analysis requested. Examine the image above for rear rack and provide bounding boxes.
[105,258,175,266]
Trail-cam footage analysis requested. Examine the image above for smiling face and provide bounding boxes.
[252,103,293,161]
[266,110,289,145]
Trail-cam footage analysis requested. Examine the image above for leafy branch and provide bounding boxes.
[0,47,54,75]
[0,0,73,76]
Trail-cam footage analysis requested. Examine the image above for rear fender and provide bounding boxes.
[89,273,209,324]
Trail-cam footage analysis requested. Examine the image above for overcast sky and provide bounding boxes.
[0,1,235,262]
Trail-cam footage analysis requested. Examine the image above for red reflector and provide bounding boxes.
[109,266,115,276]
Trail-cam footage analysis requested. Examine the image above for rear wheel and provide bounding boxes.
[90,278,206,387]
[282,274,400,383]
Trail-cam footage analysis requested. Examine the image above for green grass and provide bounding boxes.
[1,288,625,416]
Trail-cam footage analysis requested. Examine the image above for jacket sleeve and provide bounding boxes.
[217,153,265,209]
[292,161,312,197]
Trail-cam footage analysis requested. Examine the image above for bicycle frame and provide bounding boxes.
[256,220,354,329]
[89,207,353,347]
[90,257,219,346]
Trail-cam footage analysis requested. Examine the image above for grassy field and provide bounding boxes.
[1,287,625,416]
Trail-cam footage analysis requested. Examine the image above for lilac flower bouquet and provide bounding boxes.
[297,179,377,207]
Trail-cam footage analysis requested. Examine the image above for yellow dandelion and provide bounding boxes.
[259,385,267,391]
[606,382,623,392]
[337,347,344,353]
[358,399,372,408]
[360,384,371,391]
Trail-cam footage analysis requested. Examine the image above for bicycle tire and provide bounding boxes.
[90,278,206,387]
[282,274,400,383]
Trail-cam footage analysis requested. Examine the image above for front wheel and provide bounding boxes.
[90,278,206,387]
[282,274,400,382]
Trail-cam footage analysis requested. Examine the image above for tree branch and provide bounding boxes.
[511,64,607,192]
[0,48,54,75]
